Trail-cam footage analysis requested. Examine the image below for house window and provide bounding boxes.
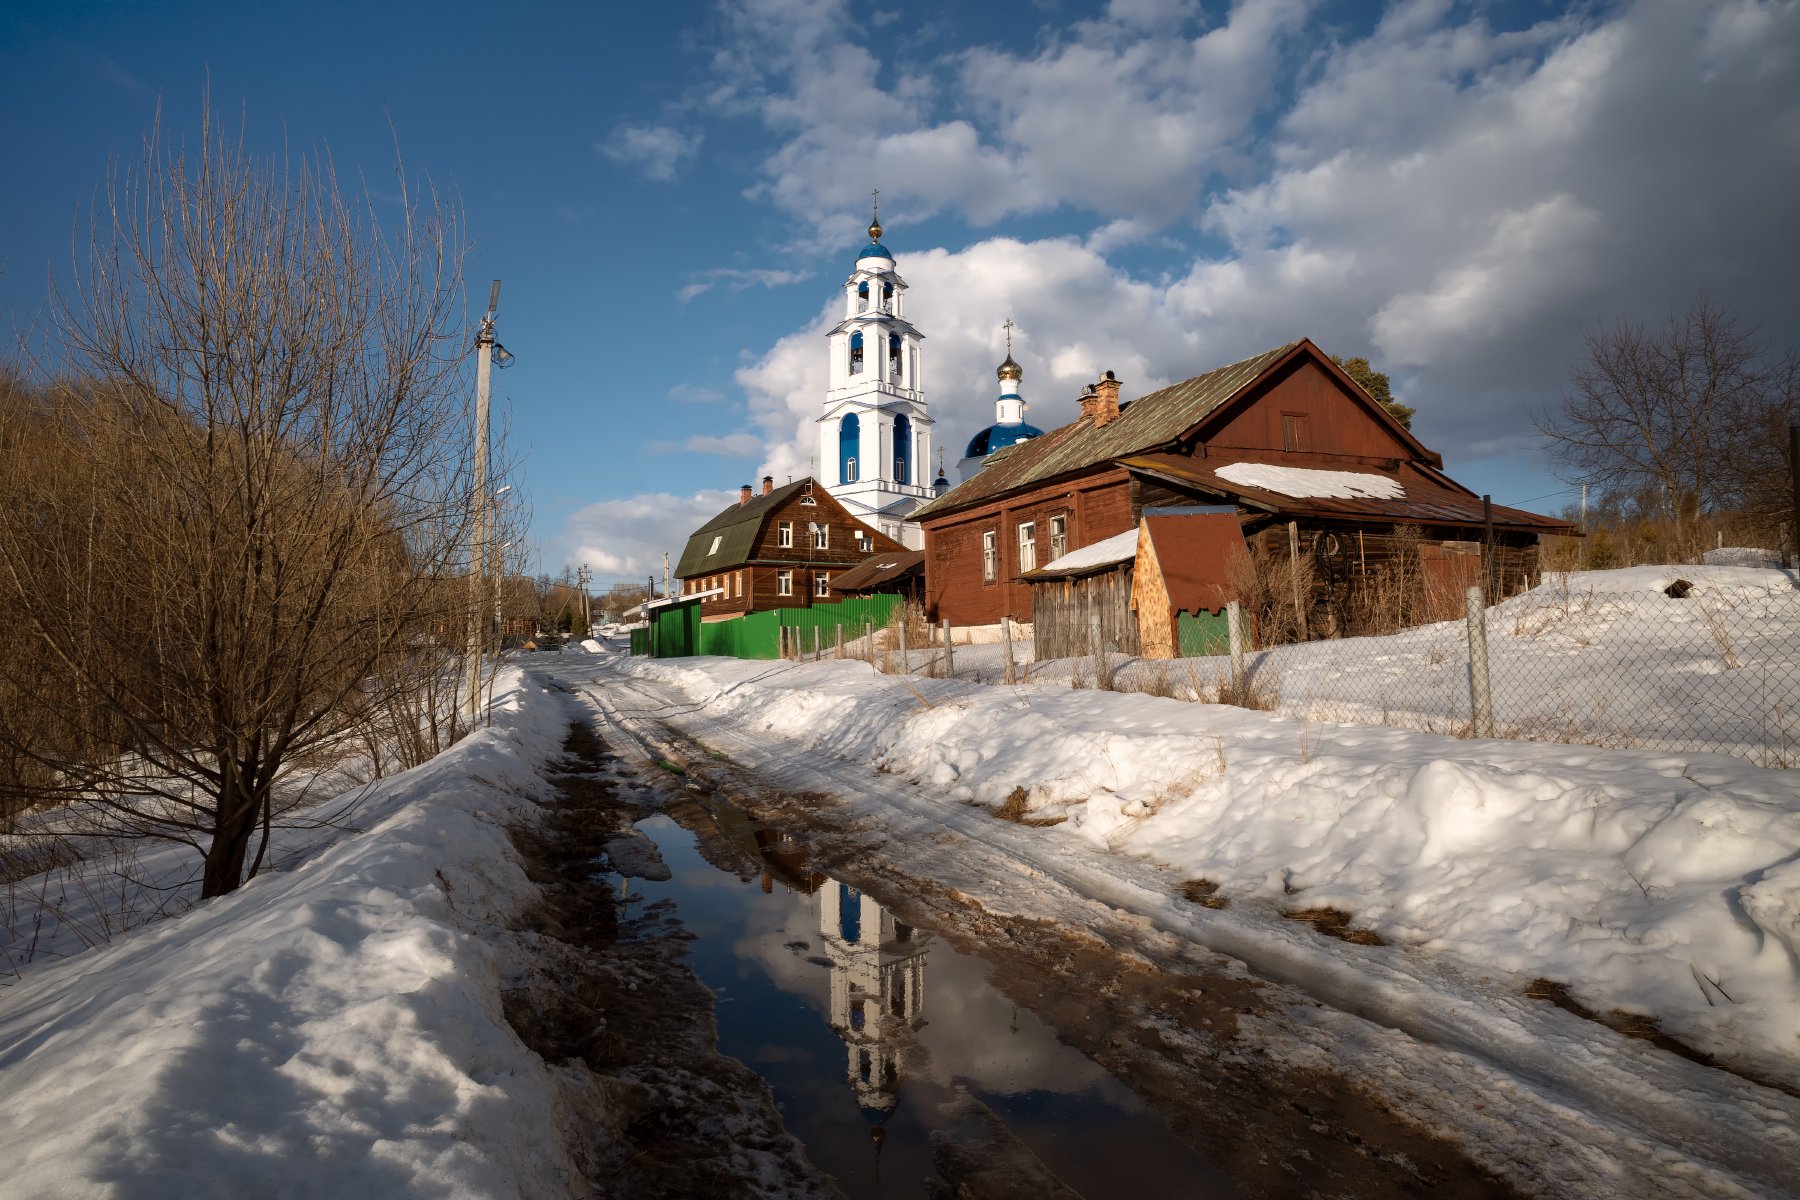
[1049,515,1067,562]
[1282,413,1309,453]
[778,521,793,548]
[815,573,832,597]
[813,523,829,550]
[982,531,998,583]
[777,570,793,596]
[856,530,871,552]
[735,570,743,598]
[1017,522,1037,572]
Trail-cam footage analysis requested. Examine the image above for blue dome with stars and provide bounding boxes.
[857,240,893,262]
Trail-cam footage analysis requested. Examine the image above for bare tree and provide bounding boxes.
[1540,297,1797,548]
[0,102,478,897]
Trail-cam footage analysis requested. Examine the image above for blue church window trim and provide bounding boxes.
[857,281,869,312]
[893,413,912,485]
[839,413,860,484]
[849,331,864,374]
[888,333,903,377]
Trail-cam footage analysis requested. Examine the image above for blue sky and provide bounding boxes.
[4,0,1797,587]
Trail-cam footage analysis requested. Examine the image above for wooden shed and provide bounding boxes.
[1024,528,1141,659]
[1131,508,1248,658]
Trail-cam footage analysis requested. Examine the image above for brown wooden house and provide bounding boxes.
[674,476,904,618]
[913,339,1575,631]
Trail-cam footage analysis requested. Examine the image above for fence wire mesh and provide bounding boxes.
[1206,581,1800,767]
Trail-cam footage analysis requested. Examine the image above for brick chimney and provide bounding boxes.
[740,483,753,506]
[1077,383,1099,422]
[761,475,774,495]
[1093,370,1122,428]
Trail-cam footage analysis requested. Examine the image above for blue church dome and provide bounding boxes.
[964,420,1044,458]
[857,240,892,262]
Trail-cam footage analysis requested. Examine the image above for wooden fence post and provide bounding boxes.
[942,618,955,678]
[866,619,875,665]
[1287,520,1307,641]
[836,622,844,659]
[899,620,909,673]
[1002,616,1016,685]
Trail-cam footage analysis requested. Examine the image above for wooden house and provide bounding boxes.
[674,476,905,618]
[913,338,1575,633]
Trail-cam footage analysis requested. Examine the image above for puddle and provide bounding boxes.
[623,808,1236,1198]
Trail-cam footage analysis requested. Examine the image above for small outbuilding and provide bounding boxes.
[1130,508,1249,658]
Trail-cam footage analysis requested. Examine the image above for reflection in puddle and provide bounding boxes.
[625,807,1234,1199]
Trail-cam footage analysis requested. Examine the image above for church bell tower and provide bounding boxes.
[818,198,934,549]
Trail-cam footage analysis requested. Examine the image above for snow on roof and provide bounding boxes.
[1039,528,1139,574]
[1216,461,1404,500]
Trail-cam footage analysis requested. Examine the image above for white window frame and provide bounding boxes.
[708,534,722,555]
[777,569,793,597]
[813,524,829,550]
[982,531,998,584]
[1018,521,1037,573]
[1049,515,1067,562]
[856,530,871,552]
[815,573,832,597]
[778,521,793,548]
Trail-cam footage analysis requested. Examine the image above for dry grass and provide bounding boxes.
[1179,878,1229,909]
[1213,663,1279,710]
[1282,905,1386,945]
[995,786,1030,821]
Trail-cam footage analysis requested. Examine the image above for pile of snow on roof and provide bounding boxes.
[1039,528,1138,573]
[1217,462,1404,500]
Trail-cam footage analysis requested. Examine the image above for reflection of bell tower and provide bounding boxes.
[817,194,934,549]
[818,880,930,1119]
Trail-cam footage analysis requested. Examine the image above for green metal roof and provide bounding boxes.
[674,479,811,577]
[914,341,1301,521]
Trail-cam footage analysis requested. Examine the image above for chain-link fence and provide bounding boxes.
[1197,580,1800,767]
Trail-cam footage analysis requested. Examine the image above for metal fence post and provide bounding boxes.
[942,618,955,677]
[1227,600,1246,702]
[1002,616,1016,685]
[1466,584,1493,738]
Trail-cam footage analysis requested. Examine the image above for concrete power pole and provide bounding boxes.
[466,282,499,723]
[466,281,513,723]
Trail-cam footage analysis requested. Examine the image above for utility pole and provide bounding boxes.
[466,280,513,724]
[663,551,671,603]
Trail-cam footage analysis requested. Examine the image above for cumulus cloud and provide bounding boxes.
[561,0,1800,561]
[562,490,736,582]
[599,123,703,181]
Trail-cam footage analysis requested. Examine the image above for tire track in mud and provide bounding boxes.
[551,665,1527,1200]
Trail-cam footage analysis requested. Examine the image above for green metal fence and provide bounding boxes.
[631,595,902,660]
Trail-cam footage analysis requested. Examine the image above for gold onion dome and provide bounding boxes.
[997,354,1023,382]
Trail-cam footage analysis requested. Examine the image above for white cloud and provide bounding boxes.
[562,490,736,582]
[680,432,765,457]
[667,383,725,404]
[564,0,1800,566]
[599,123,703,181]
[677,267,812,303]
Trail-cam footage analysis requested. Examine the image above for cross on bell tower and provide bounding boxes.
[817,199,934,549]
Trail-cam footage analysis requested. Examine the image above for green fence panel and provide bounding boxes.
[638,595,902,662]
[1176,608,1231,657]
[629,627,649,656]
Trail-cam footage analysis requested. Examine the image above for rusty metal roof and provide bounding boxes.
[828,549,924,593]
[1119,453,1578,533]
[914,340,1301,521]
[1140,511,1250,613]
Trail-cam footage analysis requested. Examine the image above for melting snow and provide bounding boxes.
[1217,462,1404,499]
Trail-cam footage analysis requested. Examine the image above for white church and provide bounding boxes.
[816,203,1043,548]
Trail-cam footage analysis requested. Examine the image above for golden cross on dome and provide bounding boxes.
[1003,318,1014,353]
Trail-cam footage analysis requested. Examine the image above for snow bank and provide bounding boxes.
[0,671,580,1197]
[621,654,1800,1089]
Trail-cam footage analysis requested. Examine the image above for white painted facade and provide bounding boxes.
[817,225,935,549]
